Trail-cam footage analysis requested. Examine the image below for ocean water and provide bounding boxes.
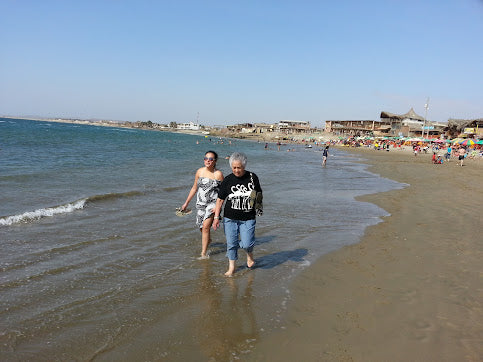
[0,118,403,360]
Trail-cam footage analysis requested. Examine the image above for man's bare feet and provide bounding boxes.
[224,270,234,277]
[225,260,236,276]
[247,252,255,268]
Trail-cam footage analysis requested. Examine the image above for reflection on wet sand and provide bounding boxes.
[196,262,259,360]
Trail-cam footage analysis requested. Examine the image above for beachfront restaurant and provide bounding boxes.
[445,118,483,139]
[380,108,437,137]
[324,119,391,137]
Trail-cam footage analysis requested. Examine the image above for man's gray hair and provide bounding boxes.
[229,152,248,168]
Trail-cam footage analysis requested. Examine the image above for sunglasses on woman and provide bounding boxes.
[204,157,215,161]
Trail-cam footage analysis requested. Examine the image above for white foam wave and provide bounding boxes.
[0,199,87,226]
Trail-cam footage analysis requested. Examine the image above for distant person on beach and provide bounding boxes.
[322,146,329,166]
[446,145,452,161]
[213,152,263,277]
[458,147,466,166]
[264,143,268,150]
[181,151,224,259]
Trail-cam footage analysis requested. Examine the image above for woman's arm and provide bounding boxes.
[181,168,201,210]
[214,169,224,181]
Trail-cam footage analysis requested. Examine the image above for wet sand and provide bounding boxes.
[250,148,483,361]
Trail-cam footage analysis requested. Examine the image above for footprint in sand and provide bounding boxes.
[400,289,418,305]
[408,319,435,342]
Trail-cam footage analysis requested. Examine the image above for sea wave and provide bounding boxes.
[0,191,145,226]
[0,200,87,226]
[85,190,145,203]
[162,185,186,192]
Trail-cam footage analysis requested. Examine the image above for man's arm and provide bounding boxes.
[212,198,225,231]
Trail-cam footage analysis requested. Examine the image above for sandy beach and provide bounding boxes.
[250,147,482,361]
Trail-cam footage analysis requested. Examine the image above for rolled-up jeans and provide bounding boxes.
[223,217,256,260]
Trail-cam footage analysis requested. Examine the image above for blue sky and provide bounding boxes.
[1,0,482,126]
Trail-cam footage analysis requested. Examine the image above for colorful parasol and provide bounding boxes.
[450,138,465,143]
[459,139,476,146]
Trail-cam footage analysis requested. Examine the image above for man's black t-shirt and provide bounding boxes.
[218,171,262,221]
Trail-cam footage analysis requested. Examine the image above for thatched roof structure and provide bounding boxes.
[447,118,483,132]
[380,108,425,122]
[379,110,399,119]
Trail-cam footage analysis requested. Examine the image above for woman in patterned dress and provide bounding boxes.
[181,151,224,258]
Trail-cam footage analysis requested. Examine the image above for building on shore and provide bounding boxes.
[324,108,452,138]
[226,121,312,134]
[254,123,276,134]
[226,123,254,133]
[380,108,425,137]
[379,108,445,138]
[177,122,201,131]
[278,120,312,134]
[324,120,389,137]
[446,118,483,139]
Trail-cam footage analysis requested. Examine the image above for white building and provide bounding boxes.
[177,122,201,131]
[278,120,311,134]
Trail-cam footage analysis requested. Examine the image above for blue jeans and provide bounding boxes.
[223,217,256,260]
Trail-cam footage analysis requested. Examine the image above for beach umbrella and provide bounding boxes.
[450,138,464,143]
[432,139,444,143]
[459,139,476,146]
[477,140,483,145]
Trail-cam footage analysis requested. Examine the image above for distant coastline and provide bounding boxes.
[1,115,215,136]
[1,116,335,143]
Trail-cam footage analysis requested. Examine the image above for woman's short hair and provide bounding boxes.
[229,152,247,168]
[205,150,218,161]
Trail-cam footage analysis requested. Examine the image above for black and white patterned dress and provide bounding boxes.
[195,177,221,228]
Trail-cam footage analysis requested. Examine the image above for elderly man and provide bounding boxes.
[213,152,263,276]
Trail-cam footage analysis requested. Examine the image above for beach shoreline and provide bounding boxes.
[7,116,338,143]
[250,147,483,361]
